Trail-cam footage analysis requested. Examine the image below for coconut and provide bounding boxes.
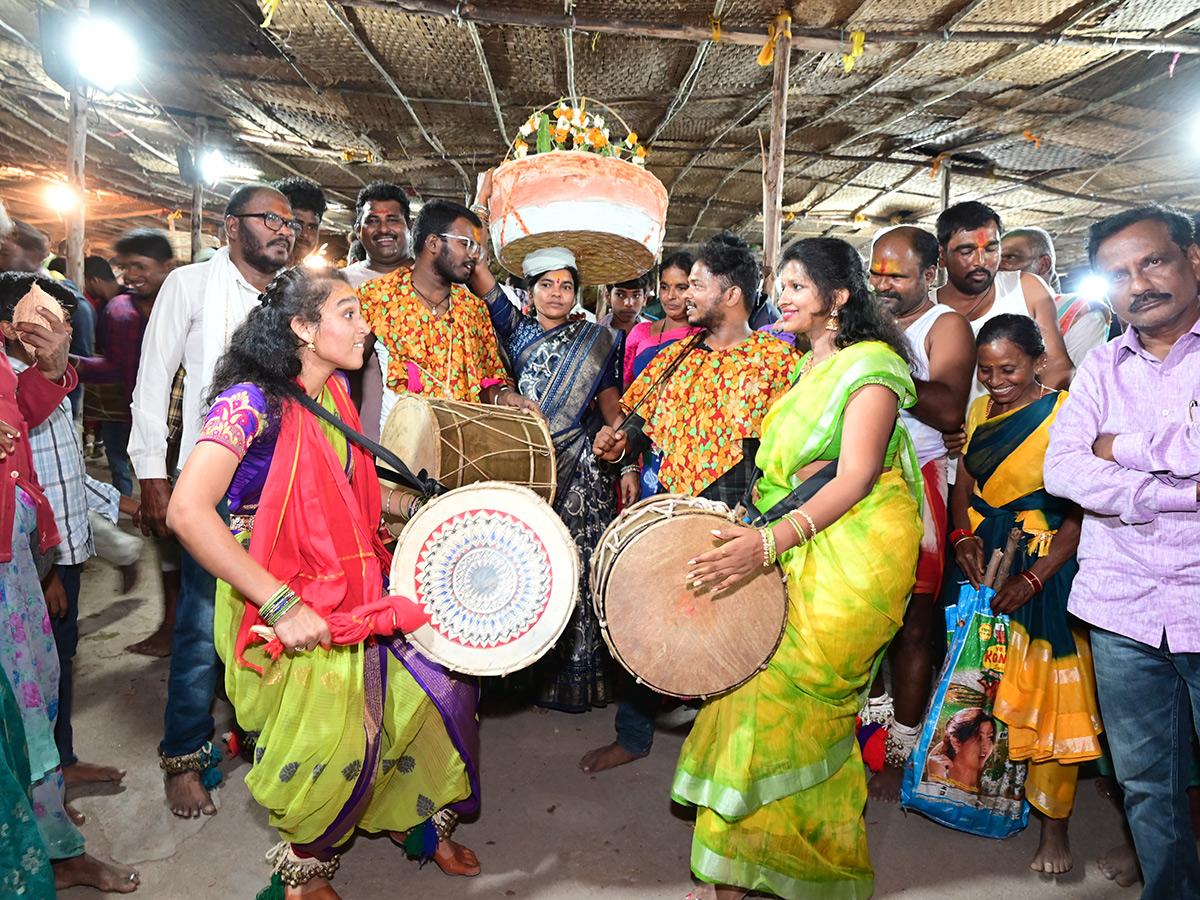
[12,282,65,359]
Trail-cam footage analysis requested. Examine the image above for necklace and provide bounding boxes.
[986,381,1047,418]
[800,345,840,378]
[957,285,994,322]
[412,281,452,315]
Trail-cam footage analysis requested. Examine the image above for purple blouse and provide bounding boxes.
[196,383,279,515]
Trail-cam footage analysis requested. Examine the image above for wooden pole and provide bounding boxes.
[761,12,791,280]
[64,0,89,289]
[191,116,206,263]
[940,159,952,211]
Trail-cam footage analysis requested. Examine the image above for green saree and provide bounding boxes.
[671,341,923,900]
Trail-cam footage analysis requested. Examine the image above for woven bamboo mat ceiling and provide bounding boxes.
[0,0,1198,269]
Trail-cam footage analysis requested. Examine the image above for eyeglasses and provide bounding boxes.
[439,233,482,257]
[232,212,302,235]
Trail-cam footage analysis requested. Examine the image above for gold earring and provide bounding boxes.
[306,340,316,352]
[825,309,840,332]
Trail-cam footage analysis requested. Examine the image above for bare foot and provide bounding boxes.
[285,876,342,899]
[52,853,138,893]
[433,838,481,876]
[579,742,648,774]
[126,624,172,657]
[687,884,747,900]
[1098,841,1141,887]
[64,760,126,787]
[66,802,85,825]
[1095,776,1120,805]
[868,762,904,803]
[164,770,215,818]
[120,560,141,595]
[1030,815,1072,874]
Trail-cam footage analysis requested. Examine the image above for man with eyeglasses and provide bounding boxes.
[343,182,413,440]
[273,176,327,266]
[359,198,534,438]
[128,182,295,820]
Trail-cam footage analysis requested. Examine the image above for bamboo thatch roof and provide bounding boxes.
[1,0,1199,274]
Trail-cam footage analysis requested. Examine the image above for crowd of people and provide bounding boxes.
[0,167,1196,900]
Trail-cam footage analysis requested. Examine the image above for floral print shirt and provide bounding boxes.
[358,266,507,402]
[622,330,800,496]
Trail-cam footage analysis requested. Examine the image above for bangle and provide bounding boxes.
[781,512,808,546]
[620,463,639,476]
[794,507,817,540]
[949,529,975,544]
[470,203,489,219]
[759,526,777,567]
[386,486,399,518]
[259,584,301,626]
[1019,569,1043,593]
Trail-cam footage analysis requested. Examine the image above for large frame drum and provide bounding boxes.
[390,483,578,677]
[591,495,788,698]
[380,394,556,501]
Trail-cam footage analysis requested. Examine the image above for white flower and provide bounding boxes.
[514,143,529,159]
[594,115,606,129]
[519,122,534,137]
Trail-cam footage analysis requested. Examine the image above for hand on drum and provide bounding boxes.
[273,601,333,653]
[686,525,763,593]
[499,389,545,420]
[593,425,627,462]
[618,470,640,507]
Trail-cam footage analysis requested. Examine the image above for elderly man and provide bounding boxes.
[935,201,1073,405]
[866,225,975,802]
[1001,225,1112,367]
[1044,205,1200,900]
[129,183,295,818]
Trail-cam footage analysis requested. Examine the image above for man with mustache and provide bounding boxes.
[344,182,413,440]
[1045,205,1200,900]
[936,201,1073,410]
[128,183,296,818]
[358,199,532,436]
[1000,225,1113,367]
[865,225,975,802]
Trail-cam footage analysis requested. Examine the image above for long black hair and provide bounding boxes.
[208,267,348,412]
[780,237,914,369]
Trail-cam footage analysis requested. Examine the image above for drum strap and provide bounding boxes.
[739,459,838,527]
[291,389,447,497]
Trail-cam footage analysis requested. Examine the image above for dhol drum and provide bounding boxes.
[389,483,578,676]
[591,494,788,698]
[380,394,556,501]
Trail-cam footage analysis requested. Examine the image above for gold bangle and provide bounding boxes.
[794,508,818,540]
[781,512,807,546]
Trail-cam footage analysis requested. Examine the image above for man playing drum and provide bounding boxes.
[357,199,538,439]
[581,232,799,774]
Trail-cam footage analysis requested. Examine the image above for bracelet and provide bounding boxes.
[759,526,777,567]
[470,203,489,219]
[949,529,976,545]
[952,534,982,548]
[386,486,399,518]
[793,507,818,540]
[1019,569,1043,593]
[259,585,301,626]
[620,463,640,476]
[781,511,808,546]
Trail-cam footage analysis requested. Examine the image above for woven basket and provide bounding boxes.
[488,152,668,286]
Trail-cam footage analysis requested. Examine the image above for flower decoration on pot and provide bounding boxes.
[514,99,648,167]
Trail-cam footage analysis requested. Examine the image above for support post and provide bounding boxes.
[940,158,952,211]
[64,0,89,288]
[761,11,792,280]
[191,117,206,262]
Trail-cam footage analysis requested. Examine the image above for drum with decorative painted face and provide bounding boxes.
[389,483,578,676]
[591,494,788,698]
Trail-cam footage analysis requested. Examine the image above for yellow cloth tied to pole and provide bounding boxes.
[757,11,793,66]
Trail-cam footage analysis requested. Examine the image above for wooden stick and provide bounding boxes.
[761,12,791,281]
[340,1,1200,55]
[985,528,1023,592]
[981,548,1005,594]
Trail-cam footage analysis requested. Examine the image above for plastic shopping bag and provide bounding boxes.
[900,582,1028,838]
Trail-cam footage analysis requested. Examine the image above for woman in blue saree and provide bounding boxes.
[470,246,627,712]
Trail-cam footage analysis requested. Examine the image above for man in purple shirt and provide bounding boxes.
[1044,204,1200,900]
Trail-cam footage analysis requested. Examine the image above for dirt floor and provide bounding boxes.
[58,515,1142,900]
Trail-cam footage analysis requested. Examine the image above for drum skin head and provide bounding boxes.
[380,395,441,481]
[599,509,787,698]
[390,483,578,676]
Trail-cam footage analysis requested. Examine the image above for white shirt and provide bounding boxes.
[128,252,263,480]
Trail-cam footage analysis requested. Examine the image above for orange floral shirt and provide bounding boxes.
[358,266,507,402]
[622,331,800,496]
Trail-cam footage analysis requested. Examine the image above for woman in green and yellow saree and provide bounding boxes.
[678,237,923,900]
[949,313,1101,875]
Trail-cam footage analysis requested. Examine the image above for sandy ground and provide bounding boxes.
[58,525,1141,900]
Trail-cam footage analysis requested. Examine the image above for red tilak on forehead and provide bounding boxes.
[873,258,903,276]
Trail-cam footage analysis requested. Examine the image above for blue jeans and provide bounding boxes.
[102,420,133,497]
[614,679,659,756]
[1091,627,1200,900]
[160,518,222,759]
[51,563,82,768]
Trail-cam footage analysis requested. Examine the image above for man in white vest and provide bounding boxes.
[128,183,296,817]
